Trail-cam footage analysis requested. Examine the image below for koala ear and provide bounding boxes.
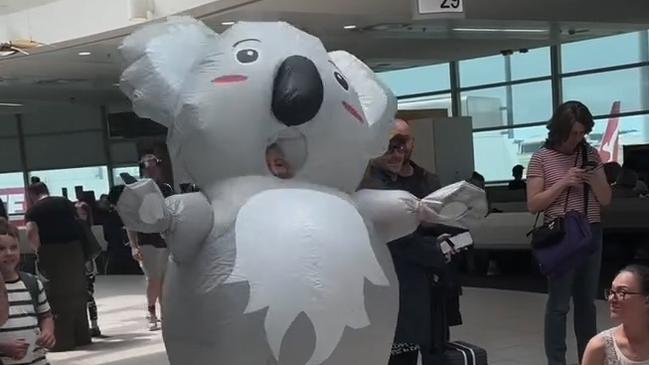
[328,51,397,157]
[119,16,221,127]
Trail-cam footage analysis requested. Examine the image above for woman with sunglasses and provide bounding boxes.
[582,265,649,365]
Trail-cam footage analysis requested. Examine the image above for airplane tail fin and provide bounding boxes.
[597,101,621,163]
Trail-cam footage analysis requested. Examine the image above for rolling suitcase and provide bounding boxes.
[443,341,488,365]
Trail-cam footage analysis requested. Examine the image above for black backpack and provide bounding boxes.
[18,272,41,315]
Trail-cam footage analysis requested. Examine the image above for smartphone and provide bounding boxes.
[440,232,473,255]
[120,172,138,184]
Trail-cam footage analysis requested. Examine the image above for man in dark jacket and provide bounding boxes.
[359,119,462,365]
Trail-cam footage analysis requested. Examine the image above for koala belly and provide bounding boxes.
[163,188,399,365]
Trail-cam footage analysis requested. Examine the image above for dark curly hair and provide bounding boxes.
[545,101,594,148]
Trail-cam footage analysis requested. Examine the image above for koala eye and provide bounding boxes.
[334,71,349,91]
[236,49,259,64]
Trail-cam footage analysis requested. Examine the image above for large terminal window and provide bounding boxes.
[0,172,26,216]
[30,166,110,199]
[379,30,649,182]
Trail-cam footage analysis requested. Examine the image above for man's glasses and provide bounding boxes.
[387,143,407,154]
[605,288,645,301]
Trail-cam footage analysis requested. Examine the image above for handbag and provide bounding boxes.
[528,215,565,249]
[527,148,582,249]
[531,143,595,277]
[77,219,102,261]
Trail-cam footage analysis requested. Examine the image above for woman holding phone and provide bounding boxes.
[527,101,612,365]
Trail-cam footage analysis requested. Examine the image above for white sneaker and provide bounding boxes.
[148,316,160,331]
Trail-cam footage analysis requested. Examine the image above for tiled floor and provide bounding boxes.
[452,288,613,365]
[49,276,613,365]
[49,276,169,365]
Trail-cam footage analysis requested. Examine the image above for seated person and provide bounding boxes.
[604,162,623,186]
[582,265,649,365]
[508,165,526,190]
[467,171,485,190]
[614,167,644,198]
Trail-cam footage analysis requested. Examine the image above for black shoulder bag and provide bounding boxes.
[527,144,588,249]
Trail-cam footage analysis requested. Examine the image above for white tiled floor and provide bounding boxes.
[49,276,169,365]
[452,288,613,365]
[49,276,613,365]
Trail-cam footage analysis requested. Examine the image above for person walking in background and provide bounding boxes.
[75,199,102,337]
[582,265,649,365]
[0,197,7,220]
[104,186,142,275]
[25,182,90,351]
[126,154,174,331]
[527,101,611,365]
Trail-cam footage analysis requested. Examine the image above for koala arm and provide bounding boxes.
[163,193,214,263]
[352,189,420,243]
[353,182,489,242]
[117,180,213,263]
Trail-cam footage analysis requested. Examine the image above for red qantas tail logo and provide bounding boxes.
[598,101,621,163]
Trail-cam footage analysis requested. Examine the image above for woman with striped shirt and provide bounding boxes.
[527,101,612,365]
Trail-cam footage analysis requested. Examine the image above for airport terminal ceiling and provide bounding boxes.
[1,0,649,106]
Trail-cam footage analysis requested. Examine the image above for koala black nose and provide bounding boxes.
[272,55,324,126]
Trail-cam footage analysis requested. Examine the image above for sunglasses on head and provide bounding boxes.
[139,157,162,169]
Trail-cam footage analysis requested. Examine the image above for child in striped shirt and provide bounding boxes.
[0,218,55,365]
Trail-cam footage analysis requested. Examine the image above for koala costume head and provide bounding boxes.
[120,17,396,193]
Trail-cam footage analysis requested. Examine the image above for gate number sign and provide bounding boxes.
[417,0,464,14]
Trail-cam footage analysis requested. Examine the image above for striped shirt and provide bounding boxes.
[527,146,602,223]
[0,277,51,365]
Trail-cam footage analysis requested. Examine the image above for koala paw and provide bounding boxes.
[116,179,170,233]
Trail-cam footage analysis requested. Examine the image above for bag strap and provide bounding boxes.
[562,147,582,213]
[582,143,590,215]
[530,212,542,233]
[18,272,40,316]
[530,144,583,232]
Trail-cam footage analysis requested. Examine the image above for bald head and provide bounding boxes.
[371,118,416,175]
[393,119,411,138]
